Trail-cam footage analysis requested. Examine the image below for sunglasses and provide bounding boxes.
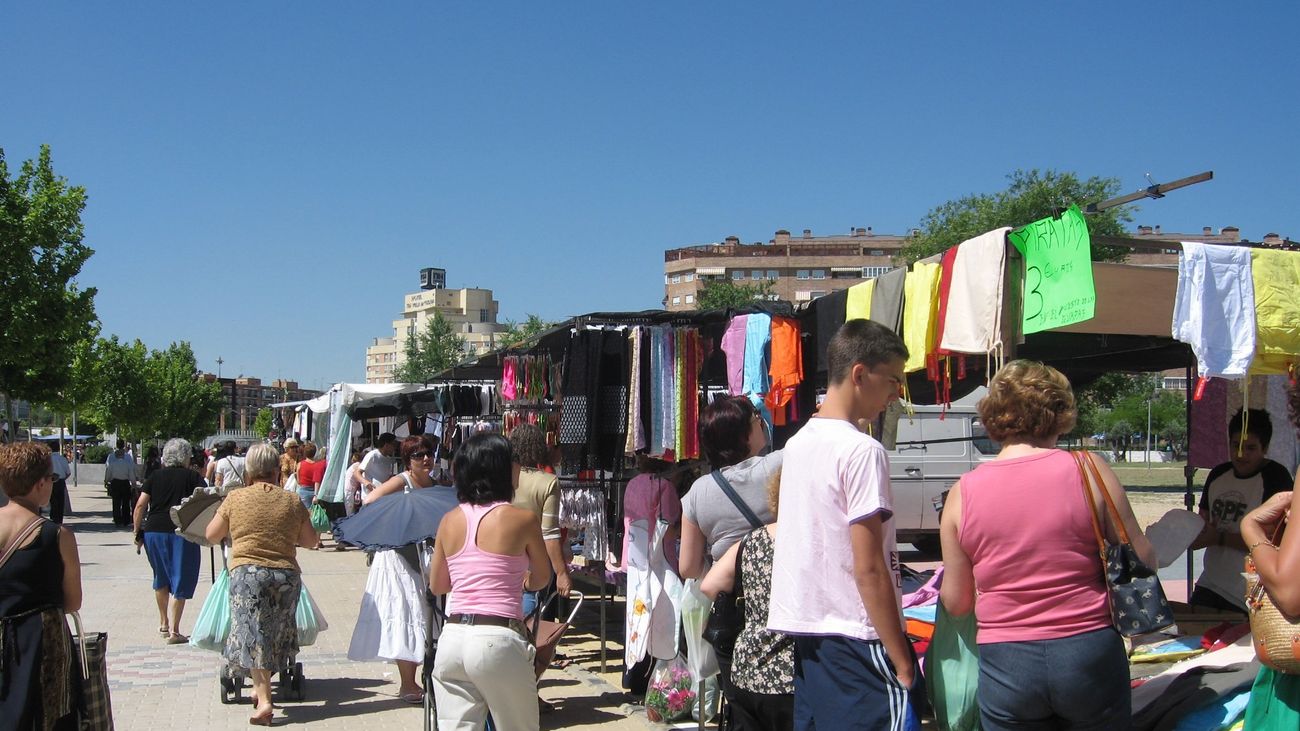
[411,450,434,460]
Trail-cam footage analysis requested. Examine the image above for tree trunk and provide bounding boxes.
[3,392,12,443]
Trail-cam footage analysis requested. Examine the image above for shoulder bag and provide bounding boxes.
[701,469,761,656]
[1072,450,1174,637]
[0,516,46,571]
[1246,520,1300,674]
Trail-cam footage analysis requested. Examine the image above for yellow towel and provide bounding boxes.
[903,263,942,373]
[846,280,875,321]
[1249,249,1300,375]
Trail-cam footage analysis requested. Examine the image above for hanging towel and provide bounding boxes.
[721,315,749,396]
[766,318,804,418]
[870,267,907,333]
[742,313,773,399]
[1172,243,1257,378]
[845,280,875,321]
[1248,248,1300,375]
[902,263,942,373]
[940,228,1010,355]
[932,247,960,354]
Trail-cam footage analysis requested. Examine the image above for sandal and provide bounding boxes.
[400,691,424,704]
[249,710,274,726]
[165,633,189,645]
[158,626,170,637]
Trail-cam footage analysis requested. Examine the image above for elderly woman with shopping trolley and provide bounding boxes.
[206,443,316,726]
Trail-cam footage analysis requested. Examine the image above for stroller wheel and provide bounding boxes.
[218,671,241,704]
[291,662,305,701]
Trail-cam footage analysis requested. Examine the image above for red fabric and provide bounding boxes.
[311,459,327,488]
[297,459,318,488]
[1201,621,1252,651]
[933,246,959,356]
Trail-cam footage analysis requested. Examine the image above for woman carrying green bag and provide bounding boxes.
[309,503,331,533]
[206,443,317,727]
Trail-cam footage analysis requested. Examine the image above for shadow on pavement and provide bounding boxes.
[543,689,638,728]
[275,677,396,723]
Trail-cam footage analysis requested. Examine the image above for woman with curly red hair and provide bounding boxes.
[939,360,1155,730]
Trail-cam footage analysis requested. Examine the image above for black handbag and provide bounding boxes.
[1073,451,1174,637]
[701,469,762,655]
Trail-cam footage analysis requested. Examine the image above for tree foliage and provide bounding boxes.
[0,145,98,433]
[83,337,222,442]
[900,169,1136,264]
[1072,373,1188,461]
[499,314,553,349]
[695,280,774,310]
[252,408,274,439]
[86,336,152,441]
[394,312,467,383]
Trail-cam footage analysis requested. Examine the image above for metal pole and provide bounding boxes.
[1146,397,1153,471]
[71,410,79,486]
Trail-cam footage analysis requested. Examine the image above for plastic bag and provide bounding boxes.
[189,569,231,652]
[296,582,329,645]
[691,673,721,722]
[309,503,330,533]
[645,653,697,723]
[924,603,981,731]
[679,579,720,680]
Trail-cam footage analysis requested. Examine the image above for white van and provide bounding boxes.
[889,387,997,552]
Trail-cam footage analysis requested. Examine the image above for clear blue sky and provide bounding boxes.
[4,2,1297,391]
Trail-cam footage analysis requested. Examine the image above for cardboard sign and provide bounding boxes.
[1009,205,1096,333]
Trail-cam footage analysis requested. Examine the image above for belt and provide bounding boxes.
[447,613,529,638]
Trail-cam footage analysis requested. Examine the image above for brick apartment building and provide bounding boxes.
[664,223,1277,311]
[196,374,319,431]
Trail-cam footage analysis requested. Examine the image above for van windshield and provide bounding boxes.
[972,422,1000,456]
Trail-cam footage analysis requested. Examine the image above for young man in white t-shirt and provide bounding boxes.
[767,318,919,730]
[352,433,399,502]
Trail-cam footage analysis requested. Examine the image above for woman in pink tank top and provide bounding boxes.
[429,433,551,731]
[939,361,1156,731]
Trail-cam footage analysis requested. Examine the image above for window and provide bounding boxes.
[672,296,681,305]
[812,270,826,280]
[870,249,886,256]
[479,309,489,322]
[972,421,1001,455]
[731,270,745,280]
[685,294,695,304]
[795,291,811,301]
[671,274,681,284]
[796,270,810,280]
[684,273,694,282]
[664,274,670,285]
[863,266,894,279]
[766,270,778,280]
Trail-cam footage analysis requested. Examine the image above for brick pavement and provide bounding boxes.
[65,481,663,730]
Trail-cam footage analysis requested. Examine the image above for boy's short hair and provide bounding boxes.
[1229,408,1273,450]
[827,319,909,384]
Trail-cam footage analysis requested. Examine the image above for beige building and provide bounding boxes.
[664,227,909,311]
[365,269,507,384]
[665,224,1272,310]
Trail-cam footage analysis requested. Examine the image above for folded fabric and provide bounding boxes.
[846,280,875,321]
[1172,243,1256,378]
[902,263,942,373]
[1131,635,1207,663]
[1249,248,1300,375]
[1171,687,1250,731]
[940,228,1011,355]
[903,605,938,623]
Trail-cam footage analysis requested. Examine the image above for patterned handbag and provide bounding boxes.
[69,611,114,731]
[1072,451,1174,637]
[1245,521,1300,674]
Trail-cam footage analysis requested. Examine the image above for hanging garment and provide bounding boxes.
[814,288,849,373]
[742,313,772,399]
[649,327,665,456]
[902,263,942,373]
[845,280,875,321]
[931,247,959,354]
[1172,243,1257,378]
[595,330,631,470]
[502,358,518,401]
[1267,375,1300,475]
[1188,377,1230,470]
[625,327,645,454]
[940,228,1010,355]
[870,266,907,333]
[682,330,702,460]
[766,318,803,417]
[675,331,686,458]
[1249,248,1300,375]
[721,316,749,396]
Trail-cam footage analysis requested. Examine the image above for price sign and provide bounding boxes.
[1009,205,1096,334]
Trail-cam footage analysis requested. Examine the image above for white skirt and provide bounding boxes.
[347,549,432,663]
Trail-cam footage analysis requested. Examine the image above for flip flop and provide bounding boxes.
[400,692,424,704]
[165,634,189,645]
[158,626,170,637]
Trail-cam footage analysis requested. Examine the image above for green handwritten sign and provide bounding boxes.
[1009,205,1096,334]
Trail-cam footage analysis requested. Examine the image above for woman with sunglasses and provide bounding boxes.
[347,434,442,703]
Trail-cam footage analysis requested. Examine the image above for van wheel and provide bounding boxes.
[911,534,942,557]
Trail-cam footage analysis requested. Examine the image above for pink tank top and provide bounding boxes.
[447,502,530,621]
[958,450,1110,643]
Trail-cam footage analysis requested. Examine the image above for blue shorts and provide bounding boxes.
[297,488,315,511]
[143,531,201,599]
[793,635,923,731]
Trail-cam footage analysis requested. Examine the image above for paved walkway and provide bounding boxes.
[65,481,663,730]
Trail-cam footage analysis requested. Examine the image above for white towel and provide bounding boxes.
[939,227,1011,354]
[1172,242,1256,377]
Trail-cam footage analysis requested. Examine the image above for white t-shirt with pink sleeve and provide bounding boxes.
[767,417,901,641]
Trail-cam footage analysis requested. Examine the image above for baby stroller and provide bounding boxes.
[421,590,585,731]
[212,544,307,705]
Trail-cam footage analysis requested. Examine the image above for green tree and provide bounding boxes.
[900,169,1136,264]
[86,336,152,441]
[695,279,774,310]
[499,314,553,349]
[395,312,467,383]
[252,408,274,439]
[0,145,98,434]
[146,341,223,441]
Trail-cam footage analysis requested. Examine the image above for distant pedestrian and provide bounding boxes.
[133,438,205,644]
[279,438,302,489]
[213,440,247,490]
[105,439,138,526]
[351,433,399,508]
[49,447,71,524]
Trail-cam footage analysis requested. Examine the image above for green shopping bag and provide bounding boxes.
[309,503,330,533]
[296,582,329,646]
[189,569,231,653]
[924,603,982,731]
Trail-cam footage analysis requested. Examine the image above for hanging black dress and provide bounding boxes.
[0,520,78,731]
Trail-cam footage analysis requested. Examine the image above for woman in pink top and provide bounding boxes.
[429,433,551,731]
[939,361,1156,731]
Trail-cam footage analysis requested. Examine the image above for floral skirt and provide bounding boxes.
[224,564,301,674]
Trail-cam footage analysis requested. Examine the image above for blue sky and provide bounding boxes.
[4,2,1297,390]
